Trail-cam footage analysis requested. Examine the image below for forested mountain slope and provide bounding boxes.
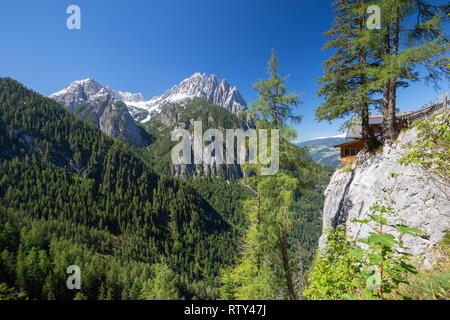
[0,78,237,299]
[142,97,255,178]
[0,77,332,300]
[297,137,346,168]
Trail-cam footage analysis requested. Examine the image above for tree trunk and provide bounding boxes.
[361,108,378,151]
[256,193,261,271]
[386,10,400,143]
[279,221,297,300]
[359,48,379,151]
[296,244,305,300]
[382,25,391,143]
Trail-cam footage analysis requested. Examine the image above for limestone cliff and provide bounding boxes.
[73,95,151,147]
[319,123,449,269]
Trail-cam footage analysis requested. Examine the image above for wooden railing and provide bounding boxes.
[400,92,448,124]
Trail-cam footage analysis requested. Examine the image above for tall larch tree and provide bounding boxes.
[221,50,304,300]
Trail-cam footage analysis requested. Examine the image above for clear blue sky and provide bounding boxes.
[1,0,448,141]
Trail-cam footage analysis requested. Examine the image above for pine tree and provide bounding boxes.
[316,0,380,151]
[251,49,302,136]
[318,0,449,145]
[371,0,449,142]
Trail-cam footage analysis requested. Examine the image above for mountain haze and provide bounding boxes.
[297,136,347,168]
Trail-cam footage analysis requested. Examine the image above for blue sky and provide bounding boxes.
[0,0,448,141]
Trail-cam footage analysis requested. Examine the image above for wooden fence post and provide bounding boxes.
[444,93,448,110]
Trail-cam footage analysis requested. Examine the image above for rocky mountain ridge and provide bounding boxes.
[150,73,247,114]
[49,78,145,112]
[50,73,247,123]
[49,79,149,146]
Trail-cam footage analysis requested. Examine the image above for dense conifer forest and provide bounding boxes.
[0,78,328,299]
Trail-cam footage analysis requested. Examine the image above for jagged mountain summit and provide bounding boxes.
[50,79,150,146]
[50,78,145,112]
[50,73,248,123]
[143,72,248,116]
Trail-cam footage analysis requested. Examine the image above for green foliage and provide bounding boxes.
[190,176,252,232]
[250,49,302,139]
[220,51,325,301]
[305,204,423,300]
[372,0,449,86]
[0,282,27,300]
[219,261,279,300]
[399,111,450,199]
[395,231,450,300]
[317,0,448,143]
[397,266,450,300]
[303,226,365,300]
[73,292,87,300]
[140,259,179,300]
[288,168,331,275]
[315,0,383,150]
[353,206,422,300]
[219,174,299,300]
[316,0,381,122]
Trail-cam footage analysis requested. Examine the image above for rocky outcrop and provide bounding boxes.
[319,126,449,269]
[72,95,151,147]
[171,163,243,180]
[145,97,255,180]
[50,79,150,146]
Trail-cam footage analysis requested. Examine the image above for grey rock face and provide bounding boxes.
[74,95,150,147]
[50,79,150,146]
[149,98,255,180]
[319,127,449,269]
[171,162,243,180]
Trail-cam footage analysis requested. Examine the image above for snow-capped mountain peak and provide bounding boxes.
[50,78,145,112]
[146,72,247,115]
[50,73,247,123]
